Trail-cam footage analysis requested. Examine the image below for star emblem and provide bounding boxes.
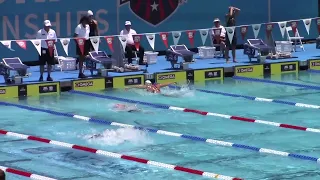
[151,1,158,11]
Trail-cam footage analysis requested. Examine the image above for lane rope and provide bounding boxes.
[0,165,56,180]
[308,70,320,74]
[233,76,320,90]
[168,85,320,110]
[0,129,241,180]
[68,90,320,134]
[1,101,320,164]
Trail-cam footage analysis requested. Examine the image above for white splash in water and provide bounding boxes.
[84,128,153,146]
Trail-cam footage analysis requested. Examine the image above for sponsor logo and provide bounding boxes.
[105,77,113,88]
[121,37,127,42]
[311,61,320,66]
[241,26,247,33]
[187,32,193,38]
[205,70,221,78]
[124,77,142,85]
[120,0,187,27]
[158,74,175,80]
[237,67,253,73]
[254,25,260,30]
[173,33,180,38]
[75,81,94,87]
[77,38,84,45]
[228,29,233,34]
[63,39,69,45]
[148,35,154,40]
[39,84,57,94]
[281,63,297,72]
[92,38,98,44]
[201,31,207,36]
[18,85,27,97]
[106,37,113,44]
[0,89,6,94]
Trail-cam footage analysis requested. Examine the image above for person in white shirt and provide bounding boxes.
[211,18,227,61]
[120,21,145,65]
[36,20,57,82]
[74,16,90,78]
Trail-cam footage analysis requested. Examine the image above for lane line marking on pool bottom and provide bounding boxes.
[1,101,320,165]
[233,76,320,90]
[0,165,56,180]
[168,85,320,110]
[0,129,241,180]
[68,90,320,134]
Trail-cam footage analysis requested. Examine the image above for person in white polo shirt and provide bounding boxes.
[36,20,57,82]
[74,16,90,79]
[120,21,145,65]
[212,18,227,61]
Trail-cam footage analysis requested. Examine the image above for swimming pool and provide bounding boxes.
[1,71,320,180]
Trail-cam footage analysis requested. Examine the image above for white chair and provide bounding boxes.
[285,27,304,52]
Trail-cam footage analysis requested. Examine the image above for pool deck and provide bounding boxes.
[0,43,319,88]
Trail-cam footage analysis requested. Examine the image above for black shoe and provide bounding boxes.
[39,76,43,82]
[78,73,86,79]
[47,76,53,81]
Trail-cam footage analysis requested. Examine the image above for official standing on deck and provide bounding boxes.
[74,16,90,78]
[36,20,57,81]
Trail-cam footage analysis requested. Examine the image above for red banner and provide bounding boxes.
[266,23,273,39]
[290,21,298,36]
[45,39,55,57]
[132,34,142,51]
[104,36,114,52]
[16,40,27,50]
[75,38,86,55]
[159,32,169,48]
[186,30,195,47]
[213,28,221,43]
[240,26,248,40]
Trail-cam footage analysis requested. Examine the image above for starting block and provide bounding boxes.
[165,44,196,69]
[0,57,30,84]
[86,51,116,76]
[244,39,271,63]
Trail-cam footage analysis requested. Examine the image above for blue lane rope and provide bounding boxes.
[0,100,319,163]
[233,76,320,90]
[167,85,320,109]
[308,70,320,74]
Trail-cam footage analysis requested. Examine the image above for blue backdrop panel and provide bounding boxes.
[0,0,317,62]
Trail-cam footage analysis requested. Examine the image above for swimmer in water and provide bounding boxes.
[125,80,176,94]
[113,103,141,112]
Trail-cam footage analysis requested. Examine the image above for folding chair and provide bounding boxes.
[286,27,304,52]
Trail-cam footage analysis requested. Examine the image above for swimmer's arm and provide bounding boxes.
[125,85,146,90]
[157,82,177,88]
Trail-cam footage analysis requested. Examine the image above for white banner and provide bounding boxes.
[172,31,181,46]
[278,21,287,38]
[30,39,41,55]
[145,33,155,50]
[226,27,235,45]
[118,35,127,52]
[252,24,261,39]
[90,37,100,53]
[0,40,13,51]
[199,29,209,45]
[59,38,70,56]
[303,19,312,35]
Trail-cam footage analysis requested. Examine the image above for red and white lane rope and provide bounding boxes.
[0,129,242,180]
[0,165,56,180]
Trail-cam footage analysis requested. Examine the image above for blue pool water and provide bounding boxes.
[1,71,320,180]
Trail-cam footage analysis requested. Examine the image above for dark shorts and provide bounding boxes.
[39,48,55,65]
[226,35,237,48]
[76,39,91,56]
